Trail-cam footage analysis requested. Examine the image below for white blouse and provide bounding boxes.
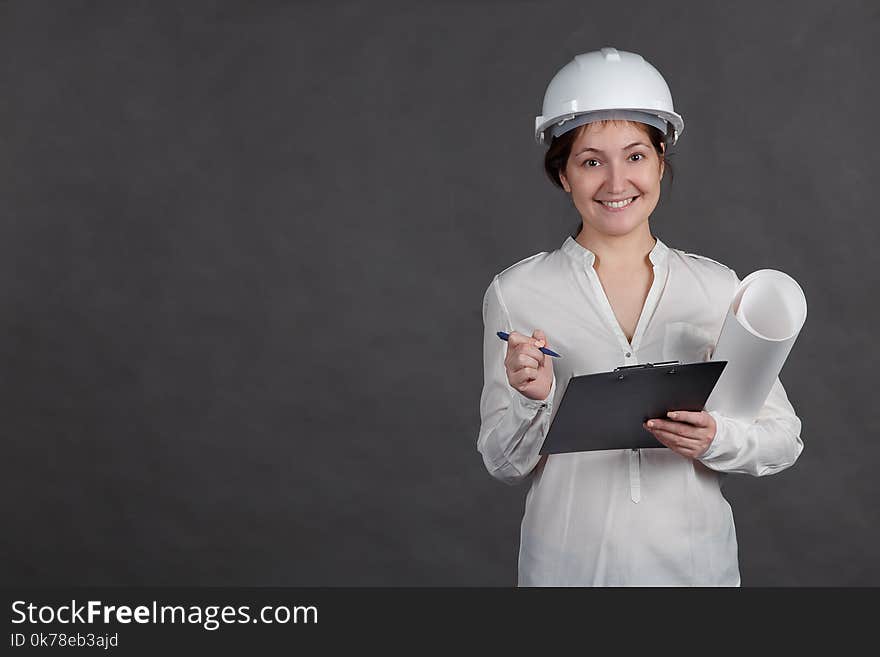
[477,235,803,586]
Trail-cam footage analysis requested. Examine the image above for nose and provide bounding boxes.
[604,162,629,196]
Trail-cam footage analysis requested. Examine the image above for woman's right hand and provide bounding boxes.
[504,329,554,401]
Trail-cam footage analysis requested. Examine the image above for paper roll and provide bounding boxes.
[704,269,807,421]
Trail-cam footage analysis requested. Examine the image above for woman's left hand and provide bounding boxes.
[643,411,716,460]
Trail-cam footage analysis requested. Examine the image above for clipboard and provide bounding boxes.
[539,360,727,455]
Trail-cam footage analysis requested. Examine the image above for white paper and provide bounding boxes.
[704,269,807,421]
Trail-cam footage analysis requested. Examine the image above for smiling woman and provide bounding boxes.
[476,47,804,587]
[558,121,665,239]
[544,118,673,236]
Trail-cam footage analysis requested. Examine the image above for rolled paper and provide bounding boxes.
[704,269,807,422]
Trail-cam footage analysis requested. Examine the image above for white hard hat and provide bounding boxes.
[534,47,684,146]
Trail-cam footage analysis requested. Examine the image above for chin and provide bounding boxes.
[588,216,648,237]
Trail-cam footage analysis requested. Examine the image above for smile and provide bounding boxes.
[596,196,639,210]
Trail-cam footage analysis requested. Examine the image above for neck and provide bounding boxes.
[575,222,657,270]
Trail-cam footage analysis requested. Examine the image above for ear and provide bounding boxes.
[559,168,571,193]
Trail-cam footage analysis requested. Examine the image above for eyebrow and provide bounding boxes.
[574,142,649,156]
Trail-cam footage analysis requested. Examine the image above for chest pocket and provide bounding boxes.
[661,321,716,363]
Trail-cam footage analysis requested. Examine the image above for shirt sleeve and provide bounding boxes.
[699,377,803,476]
[697,268,804,475]
[476,276,556,486]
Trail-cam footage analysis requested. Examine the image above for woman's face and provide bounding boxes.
[559,120,665,238]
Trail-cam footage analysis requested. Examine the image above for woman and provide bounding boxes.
[477,48,803,586]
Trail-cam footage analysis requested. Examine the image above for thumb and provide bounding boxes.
[532,328,548,346]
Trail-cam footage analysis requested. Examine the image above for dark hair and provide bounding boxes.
[543,119,675,190]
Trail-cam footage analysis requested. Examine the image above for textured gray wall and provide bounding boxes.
[1,0,876,586]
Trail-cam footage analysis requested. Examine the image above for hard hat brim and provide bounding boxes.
[535,108,684,146]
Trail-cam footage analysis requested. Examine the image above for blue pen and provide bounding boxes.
[496,331,562,358]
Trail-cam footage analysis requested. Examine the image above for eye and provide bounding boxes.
[629,153,645,162]
[583,158,600,167]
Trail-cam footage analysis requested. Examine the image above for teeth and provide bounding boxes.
[600,197,635,208]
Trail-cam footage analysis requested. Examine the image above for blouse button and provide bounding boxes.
[625,352,632,358]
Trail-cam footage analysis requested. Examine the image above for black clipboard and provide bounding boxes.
[539,360,727,454]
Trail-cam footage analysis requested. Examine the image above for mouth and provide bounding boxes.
[595,195,639,212]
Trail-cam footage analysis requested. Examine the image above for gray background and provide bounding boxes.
[1,0,876,586]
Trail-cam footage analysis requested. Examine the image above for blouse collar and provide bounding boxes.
[561,234,669,268]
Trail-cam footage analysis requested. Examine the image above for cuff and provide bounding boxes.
[699,410,728,461]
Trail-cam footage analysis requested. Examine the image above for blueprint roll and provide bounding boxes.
[705,269,807,421]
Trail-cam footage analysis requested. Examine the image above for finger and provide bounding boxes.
[648,428,689,453]
[514,367,538,386]
[511,353,540,371]
[649,426,703,448]
[513,377,529,391]
[646,426,676,449]
[646,420,702,440]
[513,344,546,364]
[672,445,701,460]
[506,331,532,348]
[508,341,546,368]
[532,329,548,349]
[666,410,709,426]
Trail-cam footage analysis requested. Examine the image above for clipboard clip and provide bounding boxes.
[614,360,680,379]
